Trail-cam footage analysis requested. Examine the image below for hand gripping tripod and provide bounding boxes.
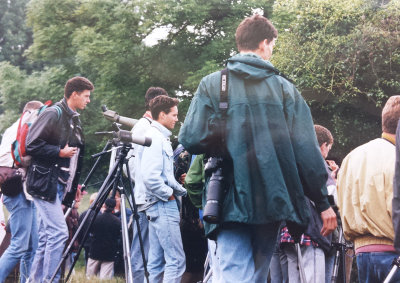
[50,139,150,283]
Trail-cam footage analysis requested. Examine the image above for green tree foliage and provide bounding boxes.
[1,0,399,166]
[0,0,274,179]
[24,0,274,115]
[0,0,38,71]
[272,0,400,160]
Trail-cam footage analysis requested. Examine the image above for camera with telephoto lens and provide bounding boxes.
[203,156,225,224]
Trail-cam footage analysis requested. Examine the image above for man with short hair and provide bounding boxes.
[0,101,43,283]
[338,95,400,282]
[179,15,336,282]
[314,125,338,202]
[129,87,168,282]
[26,76,93,283]
[141,95,187,283]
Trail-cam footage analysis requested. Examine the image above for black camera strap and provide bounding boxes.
[220,68,229,114]
[219,68,229,148]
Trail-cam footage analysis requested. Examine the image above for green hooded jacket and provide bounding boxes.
[179,53,330,237]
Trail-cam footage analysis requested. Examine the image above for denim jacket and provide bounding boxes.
[141,121,186,203]
[128,117,152,208]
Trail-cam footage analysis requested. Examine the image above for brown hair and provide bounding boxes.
[150,95,179,120]
[314,125,333,146]
[64,76,94,99]
[145,87,168,110]
[382,95,400,134]
[235,15,278,51]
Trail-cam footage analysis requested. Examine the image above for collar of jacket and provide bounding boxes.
[382,132,395,145]
[60,98,80,119]
[227,53,287,81]
[143,111,152,120]
[228,53,276,71]
[152,120,171,138]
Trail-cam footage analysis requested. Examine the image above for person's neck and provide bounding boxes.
[66,98,76,112]
[154,119,167,129]
[240,50,266,60]
[143,111,152,119]
[241,50,260,56]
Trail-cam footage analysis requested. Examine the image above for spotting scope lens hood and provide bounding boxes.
[102,105,138,129]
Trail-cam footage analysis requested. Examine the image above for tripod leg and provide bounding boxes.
[202,251,212,283]
[125,159,150,283]
[120,190,134,283]
[341,245,346,283]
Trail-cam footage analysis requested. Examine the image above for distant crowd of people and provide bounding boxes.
[1,14,400,283]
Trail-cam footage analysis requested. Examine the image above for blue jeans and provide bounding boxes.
[0,192,38,283]
[325,252,335,283]
[146,200,185,283]
[208,239,221,283]
[357,252,400,283]
[130,211,149,283]
[216,223,280,283]
[29,183,68,283]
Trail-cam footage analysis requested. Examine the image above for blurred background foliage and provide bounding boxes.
[0,0,399,175]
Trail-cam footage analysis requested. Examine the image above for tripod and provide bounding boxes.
[50,141,149,283]
[330,225,348,283]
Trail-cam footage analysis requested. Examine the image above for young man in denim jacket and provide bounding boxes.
[141,95,187,283]
[128,87,168,282]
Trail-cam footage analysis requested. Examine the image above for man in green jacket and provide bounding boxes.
[179,14,336,282]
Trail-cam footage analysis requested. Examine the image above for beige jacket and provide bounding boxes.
[337,138,395,250]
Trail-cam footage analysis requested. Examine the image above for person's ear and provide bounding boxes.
[159,111,166,120]
[258,39,268,50]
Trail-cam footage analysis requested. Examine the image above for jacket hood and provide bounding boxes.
[227,53,277,80]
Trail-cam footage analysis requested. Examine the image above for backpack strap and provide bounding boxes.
[15,112,26,141]
[53,105,62,120]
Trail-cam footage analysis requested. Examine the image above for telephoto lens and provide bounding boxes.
[203,166,224,224]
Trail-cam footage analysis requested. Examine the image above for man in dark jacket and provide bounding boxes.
[86,198,121,280]
[26,76,93,283]
[179,15,337,283]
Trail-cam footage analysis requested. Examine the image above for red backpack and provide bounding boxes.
[11,101,61,168]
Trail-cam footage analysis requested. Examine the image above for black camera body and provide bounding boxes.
[203,157,226,224]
